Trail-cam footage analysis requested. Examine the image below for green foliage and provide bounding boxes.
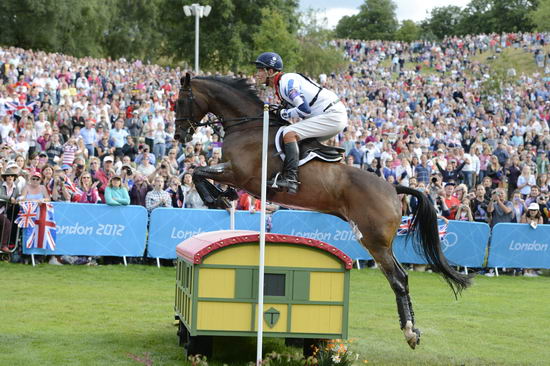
[530,0,550,31]
[421,6,465,39]
[252,7,302,72]
[297,9,347,77]
[335,0,398,40]
[395,20,422,42]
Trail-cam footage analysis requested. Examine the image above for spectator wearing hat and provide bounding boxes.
[104,175,130,206]
[19,171,50,203]
[0,167,21,252]
[520,202,544,277]
[487,188,514,227]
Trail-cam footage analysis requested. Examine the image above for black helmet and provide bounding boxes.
[252,52,283,71]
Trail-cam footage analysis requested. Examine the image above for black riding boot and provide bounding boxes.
[268,141,300,194]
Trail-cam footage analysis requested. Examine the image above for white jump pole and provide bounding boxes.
[256,104,269,364]
[230,200,236,230]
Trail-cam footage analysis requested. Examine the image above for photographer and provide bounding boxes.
[428,174,450,218]
[119,164,134,191]
[148,158,173,189]
[487,188,514,227]
[535,193,549,224]
[470,185,490,223]
[50,167,72,202]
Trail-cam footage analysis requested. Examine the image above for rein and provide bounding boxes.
[175,82,283,136]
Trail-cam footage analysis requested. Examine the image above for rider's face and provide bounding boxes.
[255,68,272,86]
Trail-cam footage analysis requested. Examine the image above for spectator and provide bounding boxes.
[145,176,172,212]
[442,182,461,220]
[487,188,514,227]
[19,171,50,203]
[510,190,526,223]
[455,198,474,221]
[166,176,184,208]
[471,185,490,224]
[104,176,130,206]
[0,167,20,252]
[49,167,72,202]
[129,173,151,207]
[73,173,99,203]
[517,165,536,198]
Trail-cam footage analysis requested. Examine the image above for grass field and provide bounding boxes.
[1,263,549,365]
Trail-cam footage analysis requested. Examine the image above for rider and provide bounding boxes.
[253,52,348,194]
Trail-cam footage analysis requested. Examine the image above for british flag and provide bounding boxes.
[25,203,57,250]
[64,176,82,195]
[397,216,447,239]
[4,100,37,115]
[15,202,38,228]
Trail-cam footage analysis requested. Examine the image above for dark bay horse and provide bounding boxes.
[175,73,471,349]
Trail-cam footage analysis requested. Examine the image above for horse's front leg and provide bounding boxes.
[192,161,238,209]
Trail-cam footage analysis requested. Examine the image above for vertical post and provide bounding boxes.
[31,254,36,267]
[230,200,235,230]
[256,104,269,365]
[194,8,200,74]
[123,256,128,267]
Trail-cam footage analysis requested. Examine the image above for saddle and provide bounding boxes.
[275,127,344,166]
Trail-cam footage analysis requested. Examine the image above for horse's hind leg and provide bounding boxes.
[360,233,421,349]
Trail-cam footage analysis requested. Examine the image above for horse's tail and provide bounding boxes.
[395,185,472,297]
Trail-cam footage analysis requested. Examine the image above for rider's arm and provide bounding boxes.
[281,88,311,120]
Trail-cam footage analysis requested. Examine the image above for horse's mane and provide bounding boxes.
[194,76,262,104]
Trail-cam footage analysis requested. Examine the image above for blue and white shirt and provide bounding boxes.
[276,73,340,120]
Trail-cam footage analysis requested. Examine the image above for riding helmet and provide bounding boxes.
[252,52,283,71]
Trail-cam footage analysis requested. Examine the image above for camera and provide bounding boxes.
[431,177,438,183]
[161,164,167,169]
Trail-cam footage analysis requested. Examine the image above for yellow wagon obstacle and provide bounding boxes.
[175,229,353,357]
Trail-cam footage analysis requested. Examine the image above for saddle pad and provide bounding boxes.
[275,127,343,166]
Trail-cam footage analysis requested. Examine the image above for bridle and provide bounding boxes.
[174,80,283,141]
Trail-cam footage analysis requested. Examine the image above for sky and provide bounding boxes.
[300,0,471,29]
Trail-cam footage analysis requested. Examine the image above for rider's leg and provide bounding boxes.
[269,131,300,194]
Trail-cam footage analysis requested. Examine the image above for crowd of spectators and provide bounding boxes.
[0,32,549,273]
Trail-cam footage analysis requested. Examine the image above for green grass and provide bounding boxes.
[470,46,550,78]
[1,263,549,365]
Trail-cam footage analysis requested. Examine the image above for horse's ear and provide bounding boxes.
[181,73,191,88]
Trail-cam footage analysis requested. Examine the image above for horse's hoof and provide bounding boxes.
[403,321,420,349]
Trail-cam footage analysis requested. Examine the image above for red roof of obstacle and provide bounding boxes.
[176,230,353,269]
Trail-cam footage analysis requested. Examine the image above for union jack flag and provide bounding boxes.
[15,202,38,228]
[4,100,37,115]
[397,216,447,239]
[64,176,82,195]
[25,203,56,250]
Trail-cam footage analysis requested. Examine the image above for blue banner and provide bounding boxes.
[23,203,148,257]
[488,223,550,268]
[234,211,261,231]
[147,208,231,259]
[392,221,490,267]
[270,210,372,260]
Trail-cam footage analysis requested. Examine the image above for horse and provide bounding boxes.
[174,73,471,349]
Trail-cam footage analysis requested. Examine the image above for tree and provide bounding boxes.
[530,0,550,31]
[335,0,398,40]
[252,8,302,72]
[421,6,464,39]
[297,9,347,77]
[395,20,422,42]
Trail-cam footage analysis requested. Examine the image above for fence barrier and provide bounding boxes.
[13,203,550,269]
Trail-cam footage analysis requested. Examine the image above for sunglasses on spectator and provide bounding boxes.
[31,177,41,181]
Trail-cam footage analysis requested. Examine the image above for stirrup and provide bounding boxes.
[268,172,283,189]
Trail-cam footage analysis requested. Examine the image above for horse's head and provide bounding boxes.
[175,73,207,143]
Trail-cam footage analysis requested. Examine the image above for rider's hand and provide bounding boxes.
[276,107,290,121]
